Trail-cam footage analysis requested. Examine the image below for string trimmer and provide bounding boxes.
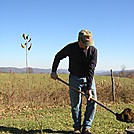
[57,77,134,123]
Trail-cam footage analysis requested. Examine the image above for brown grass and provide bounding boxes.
[0,73,134,111]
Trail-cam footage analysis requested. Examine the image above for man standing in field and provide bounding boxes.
[51,30,97,134]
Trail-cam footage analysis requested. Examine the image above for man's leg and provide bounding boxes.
[82,78,97,130]
[69,74,82,130]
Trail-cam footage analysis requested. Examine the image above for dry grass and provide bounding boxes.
[96,76,134,103]
[0,73,134,134]
[0,73,134,111]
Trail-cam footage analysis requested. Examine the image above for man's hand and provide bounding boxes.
[86,89,92,100]
[51,72,58,80]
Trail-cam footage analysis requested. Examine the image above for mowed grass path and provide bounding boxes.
[0,104,134,134]
[0,73,134,133]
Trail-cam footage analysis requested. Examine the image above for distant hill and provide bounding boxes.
[0,67,134,77]
[0,67,69,74]
[95,69,134,77]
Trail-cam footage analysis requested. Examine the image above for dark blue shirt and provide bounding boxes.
[52,41,97,89]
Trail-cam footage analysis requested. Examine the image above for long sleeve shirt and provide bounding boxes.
[52,41,97,89]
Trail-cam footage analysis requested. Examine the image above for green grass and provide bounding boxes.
[0,104,134,134]
[0,73,134,133]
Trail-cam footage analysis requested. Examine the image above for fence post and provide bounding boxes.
[110,69,115,102]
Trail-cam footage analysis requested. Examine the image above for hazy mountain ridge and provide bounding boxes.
[0,67,134,76]
[0,67,68,74]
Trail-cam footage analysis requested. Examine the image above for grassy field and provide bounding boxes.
[0,73,134,134]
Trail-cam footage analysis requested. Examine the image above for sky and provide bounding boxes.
[0,0,134,71]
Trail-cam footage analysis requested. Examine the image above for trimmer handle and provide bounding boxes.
[57,77,116,116]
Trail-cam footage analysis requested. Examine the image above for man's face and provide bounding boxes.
[84,35,92,42]
[79,38,88,49]
[79,35,92,49]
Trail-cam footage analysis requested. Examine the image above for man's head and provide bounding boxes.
[78,30,94,49]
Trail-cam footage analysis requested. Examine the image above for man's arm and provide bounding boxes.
[85,47,97,100]
[86,47,97,89]
[51,45,70,79]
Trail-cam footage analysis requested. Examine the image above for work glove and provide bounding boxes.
[51,72,58,80]
[86,89,92,100]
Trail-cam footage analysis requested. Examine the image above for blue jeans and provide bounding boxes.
[69,74,97,130]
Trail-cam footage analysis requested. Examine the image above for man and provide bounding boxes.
[51,30,97,134]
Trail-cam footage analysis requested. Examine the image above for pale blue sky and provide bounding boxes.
[0,0,134,71]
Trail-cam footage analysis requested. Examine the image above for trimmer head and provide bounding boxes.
[116,108,134,123]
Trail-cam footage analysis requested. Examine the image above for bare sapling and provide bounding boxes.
[21,34,43,133]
